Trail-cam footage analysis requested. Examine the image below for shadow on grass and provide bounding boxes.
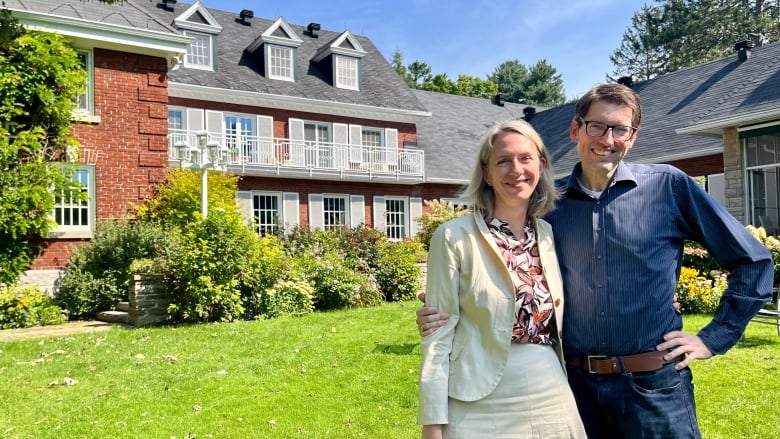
[372,342,418,355]
[735,336,778,348]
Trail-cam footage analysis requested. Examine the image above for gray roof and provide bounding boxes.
[411,89,540,183]
[4,0,176,32]
[140,1,426,113]
[531,41,780,177]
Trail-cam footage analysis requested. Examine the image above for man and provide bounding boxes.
[416,83,773,438]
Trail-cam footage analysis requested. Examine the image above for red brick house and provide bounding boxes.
[12,0,780,293]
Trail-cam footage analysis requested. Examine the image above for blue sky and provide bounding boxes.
[197,0,650,99]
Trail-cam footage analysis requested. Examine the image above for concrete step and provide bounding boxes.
[116,301,130,312]
[97,310,129,324]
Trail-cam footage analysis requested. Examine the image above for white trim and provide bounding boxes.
[312,30,366,62]
[173,1,223,34]
[247,17,303,52]
[169,83,431,123]
[9,9,189,70]
[676,109,780,136]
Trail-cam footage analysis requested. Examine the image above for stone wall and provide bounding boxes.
[128,274,171,326]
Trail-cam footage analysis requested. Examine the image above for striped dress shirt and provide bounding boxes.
[546,162,773,357]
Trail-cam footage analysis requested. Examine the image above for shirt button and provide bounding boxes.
[596,255,602,259]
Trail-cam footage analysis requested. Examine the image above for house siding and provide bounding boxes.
[31,49,169,270]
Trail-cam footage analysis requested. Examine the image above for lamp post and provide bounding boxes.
[175,130,228,218]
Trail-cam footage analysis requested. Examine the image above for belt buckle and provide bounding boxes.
[586,355,607,373]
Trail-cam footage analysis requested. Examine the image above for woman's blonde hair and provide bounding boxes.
[459,119,559,218]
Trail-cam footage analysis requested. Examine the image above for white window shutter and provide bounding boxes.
[288,118,305,166]
[333,123,348,168]
[257,115,274,163]
[257,115,274,138]
[205,110,223,136]
[349,124,363,163]
[283,192,299,231]
[385,128,398,165]
[373,196,386,231]
[186,109,204,131]
[350,195,365,227]
[409,197,423,238]
[235,191,254,231]
[309,193,324,230]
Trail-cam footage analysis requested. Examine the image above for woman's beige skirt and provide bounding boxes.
[444,342,586,439]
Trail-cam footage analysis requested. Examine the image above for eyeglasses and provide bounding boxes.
[577,117,637,141]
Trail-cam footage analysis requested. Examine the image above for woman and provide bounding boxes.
[418,120,585,439]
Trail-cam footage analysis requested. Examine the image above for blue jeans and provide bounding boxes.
[566,362,702,438]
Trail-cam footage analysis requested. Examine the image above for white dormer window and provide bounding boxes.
[268,45,294,81]
[246,18,303,82]
[184,31,212,68]
[174,2,223,71]
[335,55,358,90]
[311,31,367,91]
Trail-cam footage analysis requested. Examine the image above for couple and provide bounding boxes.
[417,83,773,438]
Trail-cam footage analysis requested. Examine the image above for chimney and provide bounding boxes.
[523,107,536,122]
[734,39,755,62]
[160,0,176,11]
[493,93,505,107]
[239,9,254,25]
[306,22,321,38]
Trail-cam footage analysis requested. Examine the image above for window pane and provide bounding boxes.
[385,198,406,240]
[336,56,358,89]
[187,33,211,66]
[253,194,280,235]
[269,46,292,79]
[323,196,347,230]
[53,168,91,229]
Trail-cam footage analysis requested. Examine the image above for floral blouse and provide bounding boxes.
[485,216,554,345]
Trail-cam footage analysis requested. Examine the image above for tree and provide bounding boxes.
[610,5,670,81]
[488,59,566,107]
[390,49,414,88]
[611,0,780,79]
[0,10,86,284]
[407,60,433,86]
[452,74,498,100]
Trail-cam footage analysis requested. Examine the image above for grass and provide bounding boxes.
[0,302,778,438]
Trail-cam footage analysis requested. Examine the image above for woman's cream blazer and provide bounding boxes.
[417,212,566,425]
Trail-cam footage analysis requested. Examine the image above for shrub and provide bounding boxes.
[254,280,315,319]
[682,241,720,275]
[54,220,178,319]
[0,284,66,329]
[414,199,468,250]
[746,225,780,286]
[166,210,255,323]
[375,239,425,302]
[676,266,723,314]
[134,168,241,228]
[240,235,297,319]
[295,252,382,310]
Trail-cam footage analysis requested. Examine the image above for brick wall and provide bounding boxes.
[31,49,169,270]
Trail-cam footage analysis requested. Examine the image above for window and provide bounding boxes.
[323,195,348,230]
[361,128,383,165]
[335,55,358,90]
[252,193,281,235]
[225,114,255,159]
[745,132,780,234]
[184,31,212,69]
[385,197,408,241]
[268,45,294,81]
[53,165,95,234]
[304,122,332,168]
[74,50,93,116]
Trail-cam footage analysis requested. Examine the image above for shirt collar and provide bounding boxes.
[564,161,637,192]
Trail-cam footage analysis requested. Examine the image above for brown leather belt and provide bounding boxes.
[565,351,683,374]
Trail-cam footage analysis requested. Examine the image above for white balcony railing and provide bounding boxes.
[168,130,424,179]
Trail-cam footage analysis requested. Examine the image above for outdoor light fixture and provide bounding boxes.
[176,130,228,218]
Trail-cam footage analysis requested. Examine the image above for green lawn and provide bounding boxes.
[0,302,777,438]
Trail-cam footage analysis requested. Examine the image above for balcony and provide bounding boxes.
[167,130,425,183]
